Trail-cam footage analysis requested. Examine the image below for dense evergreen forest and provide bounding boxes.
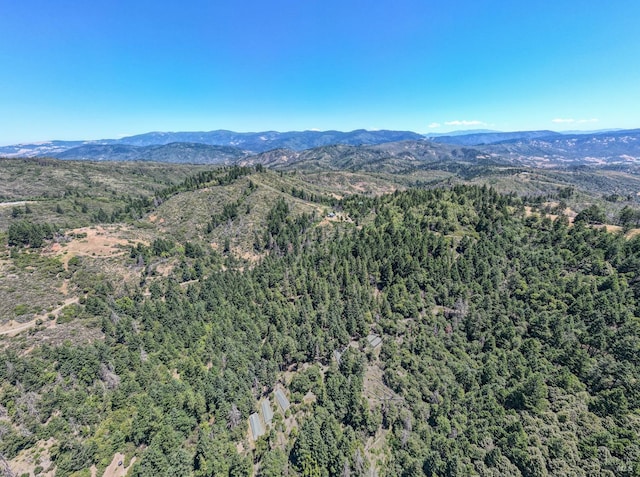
[2,181,640,476]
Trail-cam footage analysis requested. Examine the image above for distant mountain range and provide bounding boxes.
[113,129,425,150]
[237,130,640,171]
[0,129,423,160]
[429,130,562,146]
[480,129,640,167]
[1,128,640,168]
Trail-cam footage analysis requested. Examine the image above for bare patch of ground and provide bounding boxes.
[626,228,640,239]
[148,214,164,224]
[363,364,402,409]
[47,225,146,262]
[237,249,263,263]
[154,260,176,277]
[245,422,255,450]
[44,223,149,296]
[360,360,397,477]
[524,206,576,223]
[282,413,298,436]
[351,181,397,195]
[101,452,136,477]
[0,200,36,208]
[8,438,56,477]
[303,391,317,405]
[596,224,623,233]
[432,305,451,316]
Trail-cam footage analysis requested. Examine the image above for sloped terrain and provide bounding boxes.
[55,143,248,163]
[479,129,640,166]
[2,159,640,476]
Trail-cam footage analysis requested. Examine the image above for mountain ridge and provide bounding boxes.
[54,142,247,164]
[430,130,561,146]
[0,129,424,158]
[2,128,640,168]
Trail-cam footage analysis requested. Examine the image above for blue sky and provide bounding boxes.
[1,0,639,144]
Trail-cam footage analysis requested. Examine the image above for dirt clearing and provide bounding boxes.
[7,438,55,477]
[47,225,145,263]
[95,452,136,477]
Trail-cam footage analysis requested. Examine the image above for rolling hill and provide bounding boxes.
[54,142,247,163]
[3,161,640,476]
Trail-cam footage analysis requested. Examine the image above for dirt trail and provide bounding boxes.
[0,296,78,336]
[0,201,35,208]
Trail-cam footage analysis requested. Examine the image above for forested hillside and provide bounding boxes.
[2,165,640,476]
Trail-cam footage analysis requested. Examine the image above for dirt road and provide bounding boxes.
[0,297,78,336]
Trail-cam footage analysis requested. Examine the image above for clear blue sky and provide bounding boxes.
[1,0,639,144]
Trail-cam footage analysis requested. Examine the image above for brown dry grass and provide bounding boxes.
[7,437,56,477]
[626,229,640,239]
[524,206,576,223]
[0,316,104,354]
[1,224,150,352]
[0,254,66,325]
[596,224,622,233]
[363,364,401,409]
[94,452,137,477]
[525,206,640,239]
[0,296,78,337]
[153,258,176,277]
[0,200,36,208]
[300,170,407,196]
[46,225,148,262]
